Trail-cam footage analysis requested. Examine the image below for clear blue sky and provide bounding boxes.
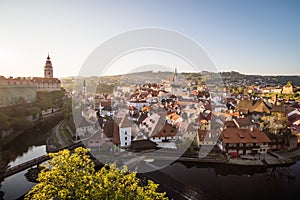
[0,0,299,77]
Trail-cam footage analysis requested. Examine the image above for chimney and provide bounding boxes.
[250,126,253,132]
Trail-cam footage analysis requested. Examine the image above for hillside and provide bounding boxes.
[60,70,300,93]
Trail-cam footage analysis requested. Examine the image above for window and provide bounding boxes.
[125,137,127,140]
[125,131,127,135]
[125,142,127,146]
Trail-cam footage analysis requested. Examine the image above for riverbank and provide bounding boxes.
[213,149,295,167]
[277,148,300,160]
[0,113,63,146]
[88,148,296,170]
[46,119,74,152]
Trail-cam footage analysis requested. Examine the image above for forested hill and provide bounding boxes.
[60,70,300,89]
[219,71,300,86]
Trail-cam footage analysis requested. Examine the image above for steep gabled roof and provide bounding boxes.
[233,117,255,128]
[120,116,131,128]
[271,105,286,113]
[252,99,271,113]
[235,99,271,114]
[151,123,178,138]
[103,120,118,139]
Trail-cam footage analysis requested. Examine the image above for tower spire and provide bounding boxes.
[173,67,177,83]
[44,53,53,78]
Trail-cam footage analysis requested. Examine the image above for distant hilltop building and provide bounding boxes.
[0,54,61,107]
[31,54,61,92]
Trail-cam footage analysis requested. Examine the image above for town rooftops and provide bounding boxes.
[224,120,236,128]
[221,128,271,144]
[271,105,286,113]
[151,123,178,138]
[235,99,271,114]
[198,130,219,142]
[233,117,256,128]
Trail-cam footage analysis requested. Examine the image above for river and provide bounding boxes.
[157,161,300,200]
[0,117,62,200]
[0,117,300,200]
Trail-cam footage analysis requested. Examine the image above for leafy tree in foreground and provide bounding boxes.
[25,147,167,200]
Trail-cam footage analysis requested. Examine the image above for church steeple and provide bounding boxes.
[173,67,177,83]
[44,53,53,78]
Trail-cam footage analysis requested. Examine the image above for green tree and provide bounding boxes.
[286,81,293,86]
[25,147,167,200]
[29,106,42,119]
[62,97,72,120]
[12,117,33,131]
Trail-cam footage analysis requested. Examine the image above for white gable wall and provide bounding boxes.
[119,127,131,147]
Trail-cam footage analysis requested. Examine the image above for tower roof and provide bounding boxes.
[45,53,52,68]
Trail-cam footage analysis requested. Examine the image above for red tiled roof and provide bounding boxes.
[103,120,118,139]
[233,117,255,128]
[235,99,271,114]
[152,123,178,137]
[224,120,236,128]
[221,128,271,144]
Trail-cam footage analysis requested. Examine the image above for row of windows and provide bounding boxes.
[38,83,59,85]
[89,140,100,144]
[38,86,60,89]
[151,136,176,140]
[226,142,267,147]
[6,82,31,85]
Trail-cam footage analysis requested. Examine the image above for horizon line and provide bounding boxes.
[1,70,300,79]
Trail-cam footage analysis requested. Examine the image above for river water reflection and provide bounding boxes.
[1,146,46,200]
[158,161,300,200]
[0,117,62,200]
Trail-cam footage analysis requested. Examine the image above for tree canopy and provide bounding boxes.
[25,147,167,200]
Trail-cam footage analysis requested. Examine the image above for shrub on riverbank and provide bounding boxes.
[25,147,168,200]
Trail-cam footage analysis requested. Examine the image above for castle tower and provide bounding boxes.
[44,53,53,78]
